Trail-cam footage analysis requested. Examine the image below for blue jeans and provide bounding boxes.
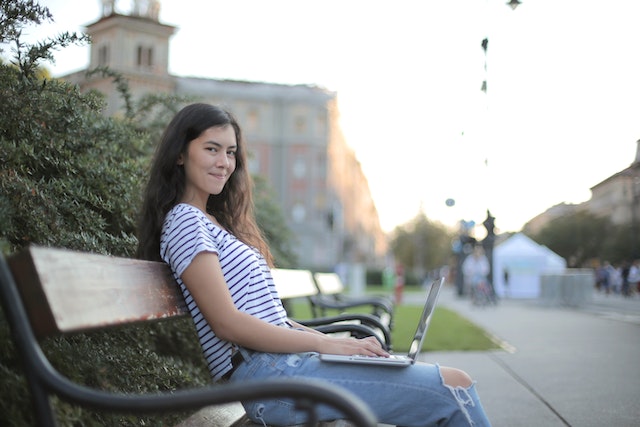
[229,349,491,427]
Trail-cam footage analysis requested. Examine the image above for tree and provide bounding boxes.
[530,210,614,266]
[253,175,298,268]
[390,211,454,283]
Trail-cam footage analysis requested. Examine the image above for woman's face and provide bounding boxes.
[178,125,237,208]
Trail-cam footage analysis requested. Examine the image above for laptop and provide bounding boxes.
[319,277,444,367]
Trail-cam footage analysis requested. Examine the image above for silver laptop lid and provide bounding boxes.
[407,277,444,361]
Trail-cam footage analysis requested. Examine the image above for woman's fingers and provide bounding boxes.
[360,336,389,356]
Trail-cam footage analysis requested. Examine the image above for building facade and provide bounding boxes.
[523,140,640,234]
[62,2,387,271]
[586,141,640,226]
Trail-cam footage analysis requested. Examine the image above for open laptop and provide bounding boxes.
[319,277,444,367]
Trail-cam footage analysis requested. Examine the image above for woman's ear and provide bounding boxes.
[177,153,184,166]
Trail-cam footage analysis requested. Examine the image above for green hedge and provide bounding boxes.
[0,305,213,426]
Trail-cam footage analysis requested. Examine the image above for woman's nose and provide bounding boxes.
[216,154,230,168]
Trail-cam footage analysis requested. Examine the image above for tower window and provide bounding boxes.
[98,45,109,66]
[136,46,154,67]
[295,116,306,134]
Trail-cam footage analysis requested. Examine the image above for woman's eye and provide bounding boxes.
[227,151,236,157]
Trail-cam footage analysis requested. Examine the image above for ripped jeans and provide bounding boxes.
[229,349,491,427]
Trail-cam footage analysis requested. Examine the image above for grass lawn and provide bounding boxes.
[392,305,499,352]
[287,298,500,352]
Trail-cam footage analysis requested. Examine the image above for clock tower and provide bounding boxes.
[65,0,176,115]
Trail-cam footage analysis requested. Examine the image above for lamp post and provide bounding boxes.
[632,176,640,260]
[482,210,496,298]
[506,0,522,10]
[475,1,517,298]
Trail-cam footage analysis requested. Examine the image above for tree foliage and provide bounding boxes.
[253,175,298,268]
[529,209,633,266]
[390,212,454,282]
[0,3,143,256]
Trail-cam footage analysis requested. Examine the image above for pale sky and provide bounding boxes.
[18,0,640,235]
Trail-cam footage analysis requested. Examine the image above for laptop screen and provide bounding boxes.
[407,277,444,360]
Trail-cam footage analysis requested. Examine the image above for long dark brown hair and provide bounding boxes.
[136,103,273,265]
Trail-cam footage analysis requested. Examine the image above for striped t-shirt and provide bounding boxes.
[160,203,289,381]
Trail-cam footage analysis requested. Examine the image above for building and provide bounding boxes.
[523,140,640,234]
[586,139,640,226]
[62,1,387,271]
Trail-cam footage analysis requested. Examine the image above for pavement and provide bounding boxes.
[411,283,640,427]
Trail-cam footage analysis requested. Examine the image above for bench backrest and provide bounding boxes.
[7,245,186,339]
[313,272,345,295]
[270,268,318,299]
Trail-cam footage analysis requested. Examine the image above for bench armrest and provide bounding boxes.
[298,313,392,349]
[310,295,394,323]
[312,294,393,312]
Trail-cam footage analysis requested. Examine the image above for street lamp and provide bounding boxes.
[632,176,640,259]
[475,0,517,297]
[482,210,496,295]
[506,0,521,10]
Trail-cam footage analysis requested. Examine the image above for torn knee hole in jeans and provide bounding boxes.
[437,364,477,426]
[252,403,268,427]
[285,354,302,367]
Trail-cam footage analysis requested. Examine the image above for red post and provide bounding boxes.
[394,264,405,305]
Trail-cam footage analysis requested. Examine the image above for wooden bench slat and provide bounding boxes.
[8,246,186,338]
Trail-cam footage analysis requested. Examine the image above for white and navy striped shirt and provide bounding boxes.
[160,203,289,381]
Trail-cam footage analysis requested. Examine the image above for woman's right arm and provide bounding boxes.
[181,251,388,357]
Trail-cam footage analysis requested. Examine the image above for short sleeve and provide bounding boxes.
[160,204,220,278]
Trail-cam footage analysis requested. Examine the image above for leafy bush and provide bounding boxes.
[0,2,199,425]
[0,314,210,426]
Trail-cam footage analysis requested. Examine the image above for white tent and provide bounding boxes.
[492,233,566,298]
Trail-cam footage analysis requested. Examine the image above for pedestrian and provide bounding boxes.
[136,103,491,426]
[595,261,611,294]
[462,245,492,304]
[503,268,510,299]
[628,259,640,295]
[608,262,622,295]
[621,261,631,297]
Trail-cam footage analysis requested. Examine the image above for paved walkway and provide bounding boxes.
[414,284,640,427]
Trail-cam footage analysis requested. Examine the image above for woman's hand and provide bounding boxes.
[320,335,390,357]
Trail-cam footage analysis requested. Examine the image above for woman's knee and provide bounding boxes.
[440,366,473,388]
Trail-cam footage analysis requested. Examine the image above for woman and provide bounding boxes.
[137,103,491,426]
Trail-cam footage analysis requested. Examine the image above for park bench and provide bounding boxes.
[311,272,394,333]
[0,245,377,427]
[271,268,392,350]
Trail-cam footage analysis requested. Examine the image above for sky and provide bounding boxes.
[16,0,640,235]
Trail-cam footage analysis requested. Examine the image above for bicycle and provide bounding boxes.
[471,280,495,307]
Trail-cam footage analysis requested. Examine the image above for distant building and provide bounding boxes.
[62,1,387,270]
[586,139,640,226]
[523,140,640,234]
